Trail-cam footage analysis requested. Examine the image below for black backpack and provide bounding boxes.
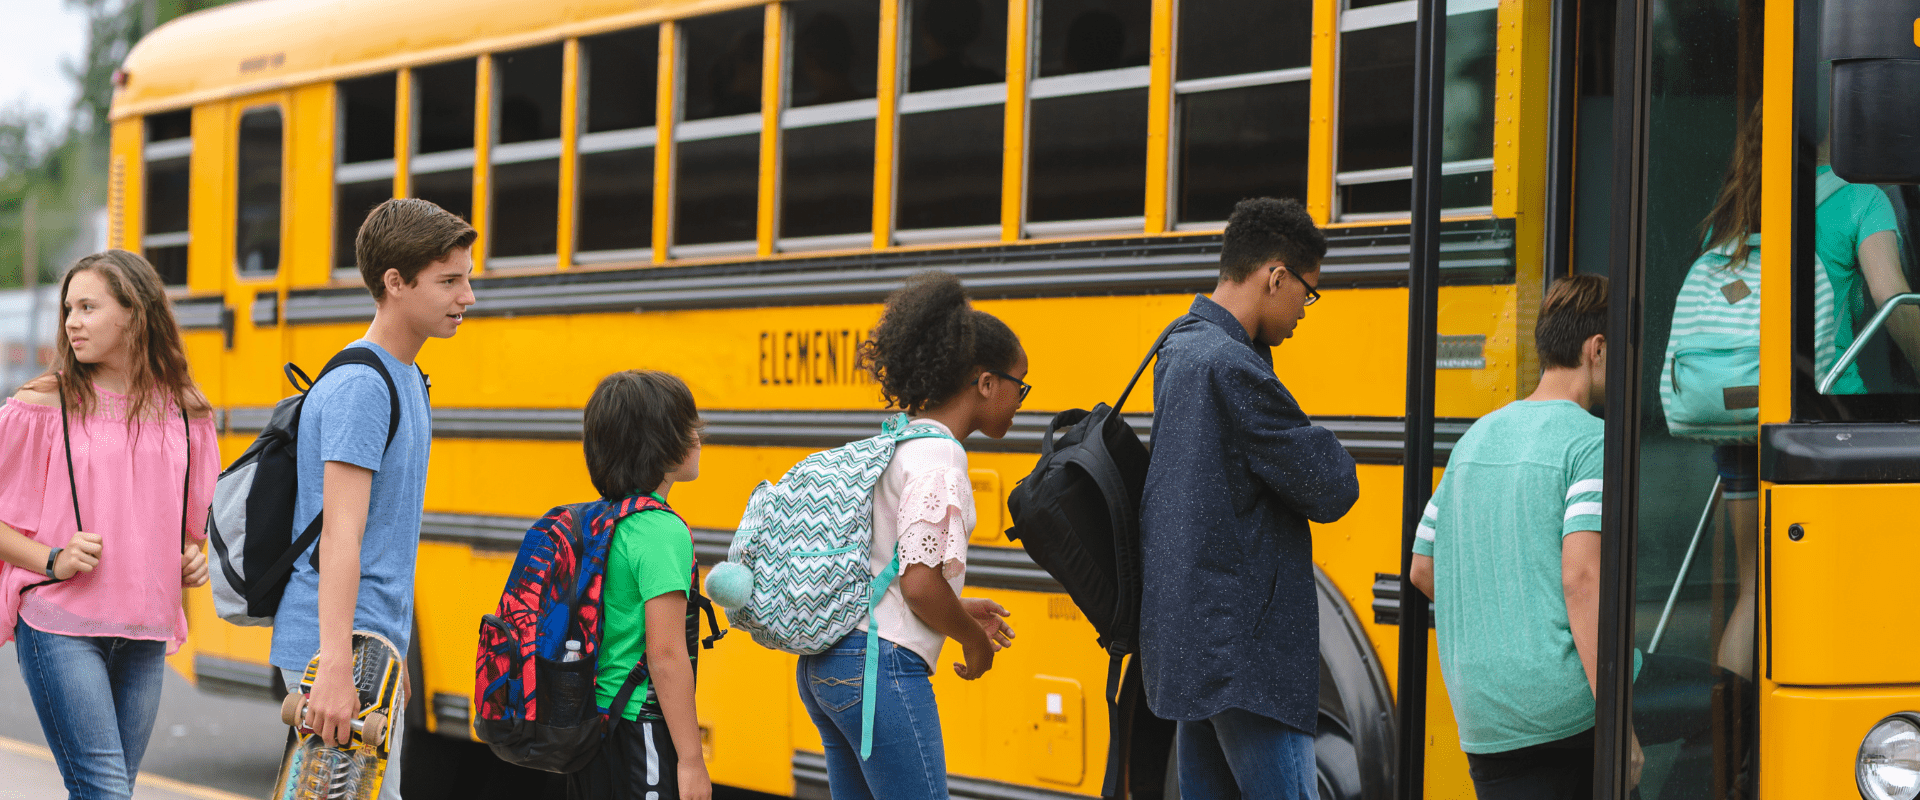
[206,347,409,625]
[1005,317,1183,799]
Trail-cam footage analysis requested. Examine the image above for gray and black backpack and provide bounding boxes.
[206,346,406,626]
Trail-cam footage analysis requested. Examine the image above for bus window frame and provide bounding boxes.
[575,26,662,265]
[488,43,567,269]
[232,100,290,283]
[891,0,1012,246]
[143,112,193,288]
[334,72,402,282]
[776,0,885,253]
[1333,0,1498,223]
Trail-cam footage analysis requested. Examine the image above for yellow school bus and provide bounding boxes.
[102,0,1920,796]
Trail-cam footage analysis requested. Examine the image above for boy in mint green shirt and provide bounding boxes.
[569,370,709,800]
[1410,275,1642,798]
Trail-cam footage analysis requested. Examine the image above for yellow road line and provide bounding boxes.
[0,735,258,800]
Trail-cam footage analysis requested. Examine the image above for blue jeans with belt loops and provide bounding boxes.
[14,619,167,800]
[797,632,947,800]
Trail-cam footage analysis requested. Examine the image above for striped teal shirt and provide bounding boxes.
[1413,399,1608,754]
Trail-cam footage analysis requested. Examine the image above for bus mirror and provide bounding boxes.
[1822,0,1920,184]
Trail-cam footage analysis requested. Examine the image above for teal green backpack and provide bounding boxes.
[704,414,957,759]
[1660,171,1848,442]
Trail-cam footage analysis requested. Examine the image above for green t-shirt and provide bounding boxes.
[595,494,694,722]
[1816,165,1900,395]
[1413,400,1607,754]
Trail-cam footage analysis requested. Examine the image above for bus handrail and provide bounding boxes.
[1819,293,1920,394]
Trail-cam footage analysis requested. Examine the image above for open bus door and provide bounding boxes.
[1398,0,1920,797]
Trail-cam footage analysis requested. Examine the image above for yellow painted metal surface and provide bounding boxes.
[557,39,581,271]
[757,4,783,256]
[1306,0,1337,225]
[870,0,901,247]
[1142,0,1174,234]
[1000,0,1030,242]
[653,22,678,263]
[111,119,142,253]
[1766,484,1920,686]
[472,54,494,273]
[1761,684,1920,799]
[394,68,413,201]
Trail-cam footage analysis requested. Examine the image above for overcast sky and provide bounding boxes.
[0,0,92,135]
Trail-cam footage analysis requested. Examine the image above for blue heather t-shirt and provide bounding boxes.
[270,341,432,671]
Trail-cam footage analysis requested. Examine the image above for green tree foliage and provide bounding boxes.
[0,0,237,288]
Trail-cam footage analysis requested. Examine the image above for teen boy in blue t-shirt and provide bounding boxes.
[270,198,476,799]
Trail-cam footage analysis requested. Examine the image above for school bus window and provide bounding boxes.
[895,0,1007,242]
[1176,0,1309,81]
[1024,0,1149,233]
[143,110,191,286]
[1335,0,1496,220]
[411,60,477,225]
[336,73,398,272]
[577,27,659,261]
[780,0,881,249]
[235,107,283,276]
[491,44,564,264]
[1172,0,1311,228]
[675,8,766,254]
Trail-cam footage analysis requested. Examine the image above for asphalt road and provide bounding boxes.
[0,643,780,800]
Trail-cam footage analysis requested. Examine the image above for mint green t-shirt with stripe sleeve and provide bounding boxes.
[1412,400,1606,754]
[596,494,694,722]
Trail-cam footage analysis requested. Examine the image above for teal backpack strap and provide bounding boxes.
[859,550,902,759]
[854,414,957,758]
[1814,169,1849,208]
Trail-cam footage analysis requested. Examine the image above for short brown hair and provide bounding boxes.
[355,198,477,300]
[1536,275,1609,369]
[583,371,703,500]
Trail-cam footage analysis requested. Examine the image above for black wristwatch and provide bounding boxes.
[44,547,64,581]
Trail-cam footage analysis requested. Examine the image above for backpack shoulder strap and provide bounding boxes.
[311,347,404,451]
[1113,315,1189,413]
[1814,170,1849,209]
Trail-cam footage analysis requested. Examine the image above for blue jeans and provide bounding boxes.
[1176,707,1316,800]
[14,619,167,800]
[796,633,946,800]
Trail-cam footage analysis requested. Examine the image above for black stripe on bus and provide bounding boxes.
[173,220,1515,329]
[224,408,1473,465]
[418,512,1060,594]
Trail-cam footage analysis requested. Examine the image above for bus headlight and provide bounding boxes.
[1859,714,1920,800]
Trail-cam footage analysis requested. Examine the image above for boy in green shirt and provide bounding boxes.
[1409,275,1643,798]
[569,370,710,800]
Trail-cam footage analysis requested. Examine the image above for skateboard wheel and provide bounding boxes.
[281,692,305,727]
[362,713,388,747]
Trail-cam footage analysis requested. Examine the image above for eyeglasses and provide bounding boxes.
[1271,265,1321,307]
[990,371,1032,401]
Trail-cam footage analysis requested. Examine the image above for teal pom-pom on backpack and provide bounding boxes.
[714,414,955,758]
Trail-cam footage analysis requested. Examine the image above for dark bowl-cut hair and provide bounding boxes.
[1536,274,1609,368]
[1218,197,1328,283]
[583,370,703,501]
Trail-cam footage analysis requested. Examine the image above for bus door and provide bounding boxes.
[1595,0,1920,798]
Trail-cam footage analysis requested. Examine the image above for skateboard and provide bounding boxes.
[271,631,406,800]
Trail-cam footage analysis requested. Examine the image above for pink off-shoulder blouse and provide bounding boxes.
[0,389,219,653]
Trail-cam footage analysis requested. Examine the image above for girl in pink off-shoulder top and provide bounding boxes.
[0,251,218,800]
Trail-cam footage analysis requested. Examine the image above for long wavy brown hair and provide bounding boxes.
[1699,101,1765,269]
[26,250,210,423]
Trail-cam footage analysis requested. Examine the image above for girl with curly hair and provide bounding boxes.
[797,270,1027,800]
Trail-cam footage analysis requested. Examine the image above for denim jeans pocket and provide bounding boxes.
[808,649,866,714]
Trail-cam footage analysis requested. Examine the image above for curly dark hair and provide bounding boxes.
[583,370,703,500]
[859,271,1021,415]
[1219,197,1328,283]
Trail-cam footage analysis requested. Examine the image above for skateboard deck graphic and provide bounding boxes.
[271,631,406,800]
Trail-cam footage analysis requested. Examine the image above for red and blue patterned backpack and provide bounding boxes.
[472,495,721,773]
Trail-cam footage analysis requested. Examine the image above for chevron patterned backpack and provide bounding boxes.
[706,413,956,758]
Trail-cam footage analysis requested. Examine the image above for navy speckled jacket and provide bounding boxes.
[1139,295,1360,731]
